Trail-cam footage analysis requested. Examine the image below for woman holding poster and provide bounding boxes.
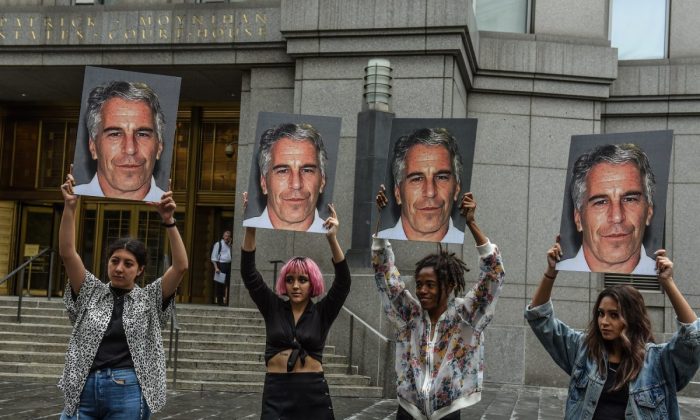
[526,237,700,419]
[58,172,188,419]
[241,193,350,419]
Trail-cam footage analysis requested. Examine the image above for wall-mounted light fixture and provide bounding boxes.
[225,142,236,158]
[364,58,392,112]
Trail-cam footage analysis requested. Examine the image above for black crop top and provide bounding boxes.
[241,249,351,371]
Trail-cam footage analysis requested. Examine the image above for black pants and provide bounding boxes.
[261,372,334,420]
[214,262,231,305]
[396,404,460,420]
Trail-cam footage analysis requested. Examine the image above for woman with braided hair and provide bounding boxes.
[373,190,505,420]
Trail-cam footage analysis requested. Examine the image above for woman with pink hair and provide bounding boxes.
[241,198,349,420]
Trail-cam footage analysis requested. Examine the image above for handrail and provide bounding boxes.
[0,247,52,286]
[341,305,391,379]
[0,248,55,323]
[341,306,389,343]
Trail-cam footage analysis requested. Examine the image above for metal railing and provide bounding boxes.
[0,248,55,323]
[166,301,181,388]
[341,305,393,391]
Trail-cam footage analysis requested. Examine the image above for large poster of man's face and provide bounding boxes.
[243,112,341,233]
[72,66,181,202]
[376,118,477,244]
[557,130,673,275]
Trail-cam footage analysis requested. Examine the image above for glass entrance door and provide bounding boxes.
[18,206,55,296]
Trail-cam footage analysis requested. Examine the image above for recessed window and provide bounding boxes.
[610,0,668,60]
[474,0,530,33]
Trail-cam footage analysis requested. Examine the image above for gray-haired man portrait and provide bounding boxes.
[73,81,167,201]
[557,143,657,274]
[377,128,465,243]
[243,123,328,232]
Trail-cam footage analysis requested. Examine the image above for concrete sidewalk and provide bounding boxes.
[2,380,699,419]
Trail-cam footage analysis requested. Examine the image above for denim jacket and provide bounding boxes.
[525,300,700,419]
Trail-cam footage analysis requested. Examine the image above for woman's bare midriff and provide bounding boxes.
[267,349,323,373]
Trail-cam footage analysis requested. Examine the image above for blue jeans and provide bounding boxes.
[60,368,151,420]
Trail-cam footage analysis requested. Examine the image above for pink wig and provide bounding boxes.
[275,256,325,298]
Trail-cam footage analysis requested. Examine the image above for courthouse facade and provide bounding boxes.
[1,0,699,390]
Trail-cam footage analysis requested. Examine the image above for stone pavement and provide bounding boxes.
[2,380,700,419]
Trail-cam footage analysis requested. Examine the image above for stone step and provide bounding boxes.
[169,369,371,386]
[162,339,336,355]
[0,322,73,335]
[0,327,272,346]
[175,314,265,326]
[0,314,70,326]
[0,332,70,344]
[163,331,336,355]
[0,297,379,398]
[0,337,347,365]
[0,349,356,373]
[0,341,68,353]
[0,297,65,310]
[0,298,261,316]
[0,334,337,357]
[0,350,66,364]
[0,361,63,375]
[171,305,261,317]
[175,322,266,334]
[163,330,267,344]
[173,359,357,374]
[0,306,67,317]
[0,307,267,327]
[2,314,270,334]
[160,348,345,363]
[169,380,384,398]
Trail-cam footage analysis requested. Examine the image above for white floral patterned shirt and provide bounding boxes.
[372,238,505,420]
[59,271,173,416]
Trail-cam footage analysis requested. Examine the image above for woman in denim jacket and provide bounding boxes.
[525,237,700,419]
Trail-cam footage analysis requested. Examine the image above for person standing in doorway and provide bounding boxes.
[211,230,232,306]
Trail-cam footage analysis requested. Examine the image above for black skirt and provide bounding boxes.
[261,372,335,420]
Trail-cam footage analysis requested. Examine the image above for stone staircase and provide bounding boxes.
[0,296,382,398]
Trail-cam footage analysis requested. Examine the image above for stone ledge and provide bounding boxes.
[477,32,617,82]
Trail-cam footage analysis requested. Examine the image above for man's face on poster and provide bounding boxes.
[574,162,653,273]
[260,137,325,230]
[88,97,162,198]
[394,144,460,239]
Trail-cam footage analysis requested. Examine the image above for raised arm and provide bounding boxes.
[371,186,421,325]
[530,236,562,307]
[460,192,487,246]
[324,204,344,263]
[59,170,87,295]
[239,192,279,314]
[242,191,257,252]
[522,237,588,375]
[316,203,351,319]
[652,250,700,389]
[151,185,188,300]
[455,193,505,330]
[656,250,697,323]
